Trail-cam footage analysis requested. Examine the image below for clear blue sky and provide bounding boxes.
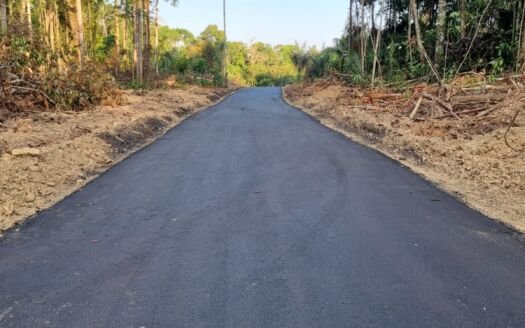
[158,0,348,48]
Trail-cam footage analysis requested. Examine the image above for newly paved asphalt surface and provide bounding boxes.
[1,88,524,327]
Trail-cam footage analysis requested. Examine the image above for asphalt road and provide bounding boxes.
[1,88,524,327]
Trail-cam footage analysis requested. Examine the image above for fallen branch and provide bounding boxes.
[346,105,384,111]
[410,96,423,120]
[433,107,490,119]
[421,93,461,120]
[5,86,56,105]
[504,106,523,152]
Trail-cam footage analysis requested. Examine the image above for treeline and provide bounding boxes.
[0,0,182,85]
[155,24,299,86]
[294,0,525,84]
[0,0,300,89]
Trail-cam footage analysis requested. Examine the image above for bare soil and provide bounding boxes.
[284,81,525,232]
[0,86,234,232]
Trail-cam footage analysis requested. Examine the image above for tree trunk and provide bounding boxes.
[409,0,426,62]
[348,0,353,53]
[460,0,466,39]
[86,0,93,53]
[435,0,446,63]
[371,0,375,32]
[114,0,120,53]
[123,0,128,50]
[22,0,32,39]
[134,0,143,83]
[54,0,61,52]
[223,0,228,86]
[371,31,382,86]
[520,0,525,67]
[44,1,55,50]
[154,0,159,74]
[77,0,86,61]
[143,0,150,80]
[360,0,365,75]
[69,0,86,63]
[0,0,7,34]
[100,4,108,37]
[407,1,413,62]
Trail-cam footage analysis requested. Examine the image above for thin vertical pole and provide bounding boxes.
[223,0,228,87]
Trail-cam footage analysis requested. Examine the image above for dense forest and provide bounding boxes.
[297,0,525,84]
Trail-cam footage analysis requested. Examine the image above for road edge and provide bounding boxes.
[0,88,239,237]
[280,87,524,236]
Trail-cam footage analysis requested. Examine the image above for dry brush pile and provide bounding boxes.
[0,34,123,123]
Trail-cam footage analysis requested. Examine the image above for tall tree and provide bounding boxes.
[134,0,143,83]
[143,0,150,80]
[114,0,120,56]
[223,0,227,86]
[22,0,32,38]
[360,0,366,75]
[409,0,426,62]
[435,0,446,63]
[67,0,86,63]
[154,0,160,74]
[459,0,466,38]
[0,0,7,35]
[76,0,86,61]
[348,0,353,53]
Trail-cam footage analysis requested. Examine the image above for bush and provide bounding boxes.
[44,62,123,111]
[0,33,123,118]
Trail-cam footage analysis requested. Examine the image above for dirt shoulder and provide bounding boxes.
[284,82,525,233]
[0,86,235,233]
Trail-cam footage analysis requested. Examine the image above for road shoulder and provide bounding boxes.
[282,84,525,233]
[0,87,236,233]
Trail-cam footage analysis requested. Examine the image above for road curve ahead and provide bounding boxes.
[1,88,524,327]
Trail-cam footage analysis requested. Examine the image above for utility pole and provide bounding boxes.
[223,0,228,87]
[348,0,352,53]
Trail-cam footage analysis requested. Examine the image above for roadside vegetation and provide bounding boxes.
[155,24,299,87]
[291,0,525,84]
[0,0,300,122]
[0,0,245,231]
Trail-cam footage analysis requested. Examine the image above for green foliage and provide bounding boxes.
[155,24,300,87]
[95,35,116,62]
[291,0,525,84]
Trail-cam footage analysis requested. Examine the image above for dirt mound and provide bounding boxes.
[284,81,525,232]
[0,87,234,232]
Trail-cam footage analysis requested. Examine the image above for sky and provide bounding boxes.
[157,0,349,49]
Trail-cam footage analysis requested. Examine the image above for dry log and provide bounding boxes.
[451,94,507,106]
[433,107,491,119]
[504,106,523,152]
[421,93,461,120]
[410,97,423,120]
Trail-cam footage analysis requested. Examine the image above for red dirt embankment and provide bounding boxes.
[0,87,234,233]
[284,80,524,232]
